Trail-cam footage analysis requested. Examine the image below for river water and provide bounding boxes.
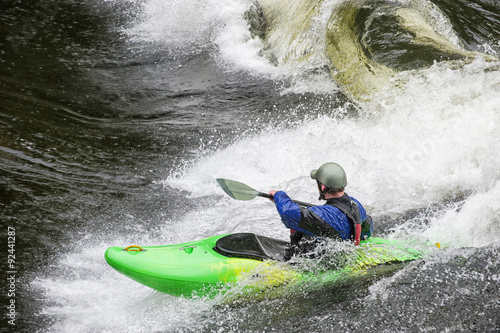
[1,0,500,332]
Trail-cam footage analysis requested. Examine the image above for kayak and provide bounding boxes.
[105,233,431,298]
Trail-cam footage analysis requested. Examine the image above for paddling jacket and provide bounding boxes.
[273,191,373,243]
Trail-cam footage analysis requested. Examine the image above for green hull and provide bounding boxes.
[105,234,428,298]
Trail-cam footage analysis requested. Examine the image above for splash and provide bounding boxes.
[126,0,279,76]
[165,56,500,248]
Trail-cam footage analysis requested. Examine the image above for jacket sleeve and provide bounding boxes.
[273,191,341,239]
[273,191,303,231]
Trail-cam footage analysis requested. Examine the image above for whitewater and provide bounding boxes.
[1,0,499,331]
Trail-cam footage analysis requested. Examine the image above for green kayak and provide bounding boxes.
[105,233,430,298]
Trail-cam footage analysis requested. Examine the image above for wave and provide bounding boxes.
[248,0,499,100]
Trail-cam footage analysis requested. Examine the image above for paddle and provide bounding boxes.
[216,178,315,207]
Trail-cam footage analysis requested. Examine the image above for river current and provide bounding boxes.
[1,0,500,332]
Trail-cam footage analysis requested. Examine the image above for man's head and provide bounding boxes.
[310,162,347,199]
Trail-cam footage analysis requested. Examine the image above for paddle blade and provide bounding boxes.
[216,178,262,201]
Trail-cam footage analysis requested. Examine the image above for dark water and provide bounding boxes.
[1,0,500,332]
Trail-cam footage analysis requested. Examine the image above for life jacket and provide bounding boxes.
[324,194,362,245]
[291,193,368,246]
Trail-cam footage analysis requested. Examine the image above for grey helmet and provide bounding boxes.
[310,162,347,190]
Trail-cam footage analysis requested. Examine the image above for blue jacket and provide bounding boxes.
[273,191,373,241]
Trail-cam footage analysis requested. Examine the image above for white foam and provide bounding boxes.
[166,57,500,247]
[126,0,279,76]
[420,180,500,248]
[34,240,216,332]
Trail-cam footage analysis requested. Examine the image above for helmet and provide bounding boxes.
[310,162,347,190]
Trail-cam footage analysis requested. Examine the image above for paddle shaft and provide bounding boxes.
[257,191,315,207]
[217,178,315,207]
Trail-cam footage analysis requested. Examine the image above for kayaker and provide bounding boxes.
[269,162,373,256]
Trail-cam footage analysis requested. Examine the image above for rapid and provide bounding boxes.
[1,0,499,331]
